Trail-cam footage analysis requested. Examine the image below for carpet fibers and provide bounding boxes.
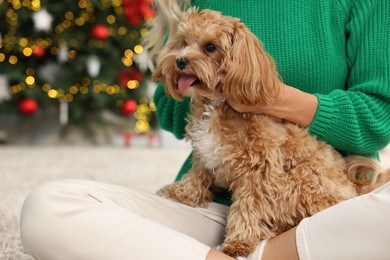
[0,146,187,260]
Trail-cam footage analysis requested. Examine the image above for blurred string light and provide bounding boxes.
[122,49,134,66]
[134,99,155,133]
[127,80,139,89]
[134,44,143,54]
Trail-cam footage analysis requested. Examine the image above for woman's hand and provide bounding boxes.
[228,83,318,127]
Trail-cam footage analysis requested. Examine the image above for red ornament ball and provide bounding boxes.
[18,98,38,115]
[122,0,155,27]
[118,69,145,88]
[32,45,45,58]
[90,24,109,40]
[121,100,137,116]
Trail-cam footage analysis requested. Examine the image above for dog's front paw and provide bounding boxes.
[220,240,257,258]
[158,182,211,207]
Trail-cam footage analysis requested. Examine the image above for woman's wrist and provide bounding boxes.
[228,83,318,127]
[262,84,318,127]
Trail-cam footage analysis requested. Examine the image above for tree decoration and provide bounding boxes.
[121,100,137,116]
[57,45,69,64]
[122,0,155,26]
[86,55,101,77]
[32,8,54,32]
[18,98,38,115]
[118,69,145,88]
[38,62,62,84]
[32,45,45,58]
[0,75,11,103]
[90,23,109,41]
[59,102,69,125]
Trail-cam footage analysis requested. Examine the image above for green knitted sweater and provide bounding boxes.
[153,0,390,205]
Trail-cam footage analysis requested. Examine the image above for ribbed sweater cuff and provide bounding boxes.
[308,94,335,138]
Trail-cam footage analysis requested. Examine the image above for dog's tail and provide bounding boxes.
[345,155,390,194]
[142,0,191,71]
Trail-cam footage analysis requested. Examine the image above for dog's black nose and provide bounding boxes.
[176,57,189,70]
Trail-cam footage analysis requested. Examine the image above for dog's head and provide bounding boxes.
[153,8,281,105]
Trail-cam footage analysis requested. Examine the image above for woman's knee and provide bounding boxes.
[20,180,69,255]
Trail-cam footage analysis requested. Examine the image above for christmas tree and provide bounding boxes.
[0,0,157,142]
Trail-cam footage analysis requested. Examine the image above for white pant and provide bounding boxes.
[296,181,390,260]
[20,179,390,260]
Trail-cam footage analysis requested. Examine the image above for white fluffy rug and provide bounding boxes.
[1,145,389,260]
[0,146,188,260]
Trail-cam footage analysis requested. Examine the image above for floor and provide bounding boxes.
[1,143,389,259]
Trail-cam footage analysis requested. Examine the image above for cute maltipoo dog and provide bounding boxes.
[153,7,389,257]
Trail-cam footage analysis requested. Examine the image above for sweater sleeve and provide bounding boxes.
[153,82,191,140]
[309,0,390,155]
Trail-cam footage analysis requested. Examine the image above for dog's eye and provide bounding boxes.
[204,43,216,52]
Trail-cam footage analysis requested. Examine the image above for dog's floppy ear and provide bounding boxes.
[152,42,184,101]
[222,22,281,106]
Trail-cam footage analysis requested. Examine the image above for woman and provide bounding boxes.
[20,0,390,259]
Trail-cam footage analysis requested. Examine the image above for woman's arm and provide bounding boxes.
[228,83,318,128]
[231,0,390,155]
[308,0,390,154]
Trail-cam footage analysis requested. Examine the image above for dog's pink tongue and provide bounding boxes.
[178,75,197,91]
